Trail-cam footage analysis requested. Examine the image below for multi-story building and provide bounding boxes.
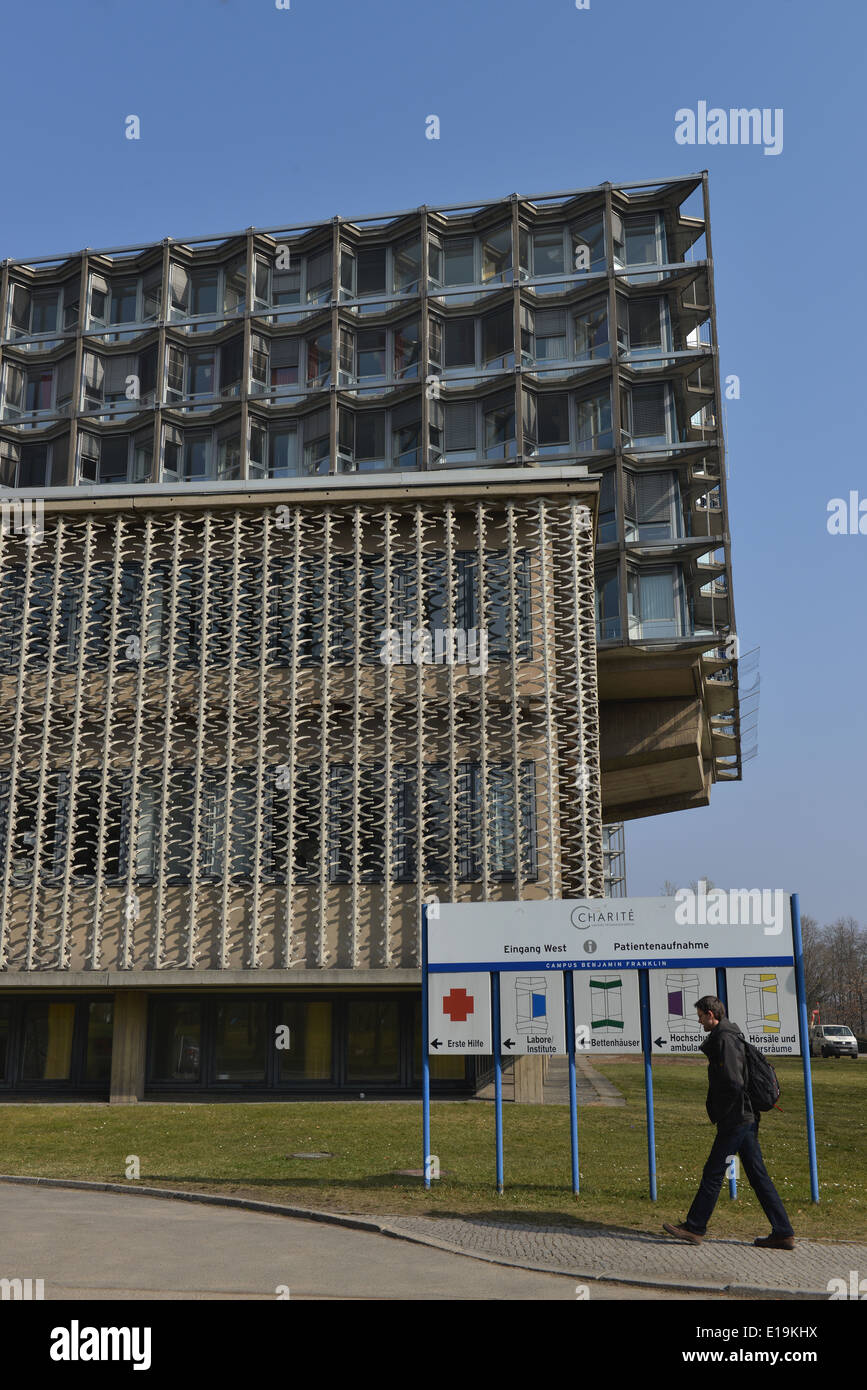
[0,174,738,1101]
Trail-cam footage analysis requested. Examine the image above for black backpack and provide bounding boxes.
[743,1040,782,1112]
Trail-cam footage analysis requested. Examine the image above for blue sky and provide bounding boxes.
[1,0,864,924]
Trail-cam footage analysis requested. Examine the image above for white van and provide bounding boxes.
[809,1024,859,1059]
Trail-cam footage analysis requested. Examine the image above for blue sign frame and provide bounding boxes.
[421,895,819,1205]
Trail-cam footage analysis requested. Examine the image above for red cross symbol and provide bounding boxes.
[443,988,474,1022]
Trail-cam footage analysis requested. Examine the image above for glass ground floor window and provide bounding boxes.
[0,991,470,1093]
[145,993,470,1093]
[0,996,114,1090]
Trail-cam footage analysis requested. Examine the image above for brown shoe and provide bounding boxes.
[663,1222,703,1244]
[754,1234,795,1250]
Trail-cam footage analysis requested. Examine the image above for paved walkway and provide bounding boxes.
[2,1175,862,1297]
[543,1055,626,1106]
[379,1213,865,1297]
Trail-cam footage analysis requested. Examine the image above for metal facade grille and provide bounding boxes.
[0,494,602,972]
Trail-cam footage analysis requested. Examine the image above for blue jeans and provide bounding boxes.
[685,1116,794,1237]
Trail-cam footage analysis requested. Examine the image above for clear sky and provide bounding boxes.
[1,0,864,924]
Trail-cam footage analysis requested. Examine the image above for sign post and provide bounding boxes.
[491,974,504,1195]
[791,893,820,1203]
[715,967,737,1201]
[564,971,580,1195]
[421,905,432,1190]
[638,969,657,1201]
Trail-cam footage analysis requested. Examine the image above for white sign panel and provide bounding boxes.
[650,968,718,1054]
[498,972,567,1055]
[428,972,492,1055]
[725,967,800,1056]
[572,970,643,1054]
[428,895,794,972]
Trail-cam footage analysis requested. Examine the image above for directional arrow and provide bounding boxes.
[431,1038,442,1050]
[655,1036,667,1047]
[504,1038,516,1050]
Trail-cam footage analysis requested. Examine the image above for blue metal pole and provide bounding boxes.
[564,971,580,1196]
[791,893,820,1203]
[639,968,657,1201]
[716,966,737,1201]
[421,906,432,1190]
[492,972,504,1195]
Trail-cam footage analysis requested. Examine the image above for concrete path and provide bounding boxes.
[543,1054,626,1105]
[474,1054,626,1105]
[0,1185,716,1301]
[2,1177,862,1299]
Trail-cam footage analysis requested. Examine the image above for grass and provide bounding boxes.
[0,1057,864,1240]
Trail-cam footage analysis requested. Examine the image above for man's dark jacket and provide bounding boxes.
[700,1017,753,1129]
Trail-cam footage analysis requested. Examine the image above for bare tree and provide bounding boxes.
[824,918,866,1033]
[799,914,829,1020]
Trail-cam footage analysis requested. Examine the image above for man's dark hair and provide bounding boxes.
[696,995,726,1020]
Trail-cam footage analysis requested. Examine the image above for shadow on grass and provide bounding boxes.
[112,1175,666,1232]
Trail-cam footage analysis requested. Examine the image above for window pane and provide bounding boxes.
[184,437,210,479]
[21,1002,76,1080]
[270,428,299,477]
[482,226,512,283]
[278,1002,333,1081]
[357,248,386,296]
[31,293,59,334]
[394,238,421,292]
[356,412,386,465]
[444,319,475,368]
[151,1000,202,1081]
[85,1001,114,1083]
[190,273,218,316]
[346,1002,400,1082]
[576,391,612,451]
[189,351,215,396]
[533,229,566,276]
[639,571,675,620]
[110,282,138,324]
[357,329,386,379]
[482,307,513,367]
[394,320,420,378]
[307,333,331,386]
[629,298,662,349]
[625,216,661,265]
[596,571,620,640]
[484,404,515,458]
[214,1001,267,1081]
[442,239,474,286]
[0,1001,9,1081]
[572,213,606,272]
[574,302,609,359]
[630,384,669,443]
[537,394,569,451]
[393,422,420,469]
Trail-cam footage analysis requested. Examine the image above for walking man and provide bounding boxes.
[662,995,795,1249]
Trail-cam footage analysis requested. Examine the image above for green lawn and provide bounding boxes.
[0,1057,863,1240]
